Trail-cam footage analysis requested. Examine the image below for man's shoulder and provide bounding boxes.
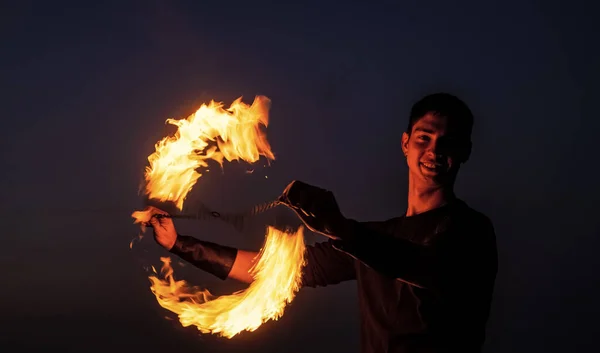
[447,200,497,248]
[452,199,494,230]
[358,216,404,234]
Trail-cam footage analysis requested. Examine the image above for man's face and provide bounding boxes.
[401,113,471,189]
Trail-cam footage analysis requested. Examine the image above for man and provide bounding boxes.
[148,93,498,353]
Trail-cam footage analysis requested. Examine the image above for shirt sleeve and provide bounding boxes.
[332,214,497,292]
[301,239,357,288]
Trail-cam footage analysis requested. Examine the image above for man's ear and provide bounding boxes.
[461,141,472,163]
[401,132,409,156]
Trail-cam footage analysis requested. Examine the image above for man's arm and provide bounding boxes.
[332,215,497,291]
[171,236,356,287]
[168,234,239,281]
[301,240,356,288]
[228,249,257,283]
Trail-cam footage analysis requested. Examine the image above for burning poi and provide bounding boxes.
[131,96,307,338]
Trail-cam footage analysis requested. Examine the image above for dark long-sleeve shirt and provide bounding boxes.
[301,199,498,353]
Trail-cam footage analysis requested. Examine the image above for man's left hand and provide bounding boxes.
[278,180,349,240]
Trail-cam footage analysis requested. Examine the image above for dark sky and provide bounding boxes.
[1,0,598,352]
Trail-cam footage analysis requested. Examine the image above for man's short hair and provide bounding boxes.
[407,93,474,141]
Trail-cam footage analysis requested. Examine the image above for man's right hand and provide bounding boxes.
[145,205,250,283]
[147,206,178,250]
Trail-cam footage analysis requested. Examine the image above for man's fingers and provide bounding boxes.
[146,206,171,224]
[147,205,168,214]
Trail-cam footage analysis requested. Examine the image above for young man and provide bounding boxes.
[148,93,498,353]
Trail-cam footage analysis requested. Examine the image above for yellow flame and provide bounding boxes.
[131,96,305,337]
[149,226,306,338]
[142,95,274,211]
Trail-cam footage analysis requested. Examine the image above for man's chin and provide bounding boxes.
[419,173,451,188]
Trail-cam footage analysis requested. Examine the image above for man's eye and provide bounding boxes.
[418,135,430,141]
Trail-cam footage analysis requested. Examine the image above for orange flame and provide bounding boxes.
[142,95,274,211]
[150,226,306,338]
[131,96,306,337]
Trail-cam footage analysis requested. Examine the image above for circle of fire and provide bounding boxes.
[131,96,306,338]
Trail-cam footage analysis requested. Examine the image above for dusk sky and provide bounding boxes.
[1,1,598,352]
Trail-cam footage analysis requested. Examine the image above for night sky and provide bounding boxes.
[1,1,598,352]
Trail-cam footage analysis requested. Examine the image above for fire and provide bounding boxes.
[140,95,274,211]
[131,96,306,337]
[149,226,306,338]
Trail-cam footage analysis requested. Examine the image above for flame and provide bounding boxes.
[131,96,306,338]
[149,226,306,338]
[140,95,274,211]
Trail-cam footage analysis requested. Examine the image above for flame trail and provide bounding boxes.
[131,96,306,337]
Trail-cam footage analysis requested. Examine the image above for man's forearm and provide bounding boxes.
[228,250,258,283]
[332,218,496,290]
[332,220,437,289]
[169,234,239,281]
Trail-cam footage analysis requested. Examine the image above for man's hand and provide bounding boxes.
[278,180,349,240]
[147,206,178,250]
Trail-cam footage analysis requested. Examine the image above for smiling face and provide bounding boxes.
[401,112,472,190]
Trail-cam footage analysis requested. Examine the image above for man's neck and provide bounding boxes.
[406,178,456,217]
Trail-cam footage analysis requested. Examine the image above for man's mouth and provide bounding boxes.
[420,162,443,172]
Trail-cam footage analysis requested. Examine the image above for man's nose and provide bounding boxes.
[427,140,445,160]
